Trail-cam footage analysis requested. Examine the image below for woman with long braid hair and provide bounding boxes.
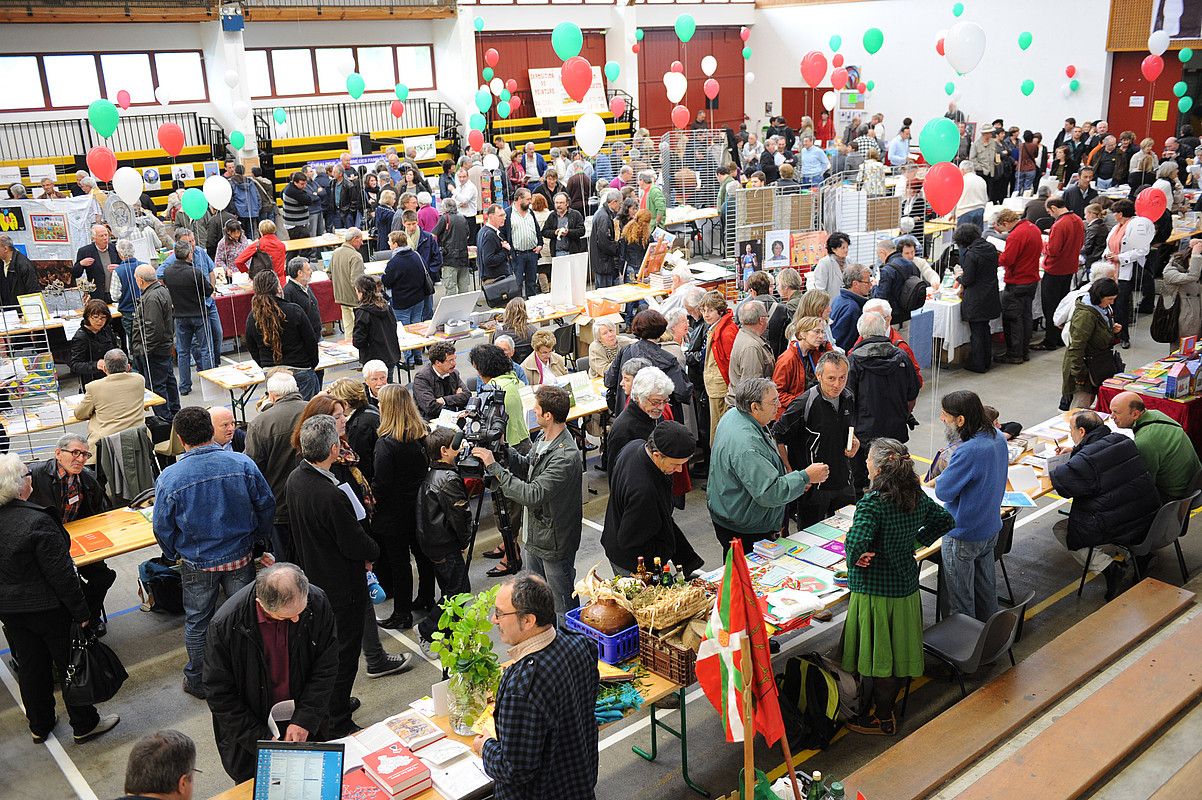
[244,269,321,398]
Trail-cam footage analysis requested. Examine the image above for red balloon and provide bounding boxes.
[740,26,751,42]
[632,43,640,54]
[1142,54,1165,82]
[609,96,627,117]
[560,56,593,103]
[116,90,131,110]
[509,96,521,114]
[467,129,484,151]
[86,146,118,182]
[670,61,684,74]
[832,53,845,68]
[936,37,945,56]
[856,81,867,93]
[703,78,720,100]
[485,48,500,68]
[1135,186,1167,220]
[505,78,517,93]
[671,105,690,130]
[1065,64,1077,78]
[923,161,964,217]
[157,123,185,157]
[390,100,404,119]
[800,51,828,89]
[831,67,849,90]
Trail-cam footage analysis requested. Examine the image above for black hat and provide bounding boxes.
[649,421,696,459]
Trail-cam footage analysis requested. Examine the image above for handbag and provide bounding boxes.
[482,274,521,308]
[1087,349,1125,388]
[1149,294,1181,344]
[62,623,128,706]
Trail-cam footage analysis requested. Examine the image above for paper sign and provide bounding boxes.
[337,482,367,521]
[1007,465,1041,494]
[403,135,437,161]
[1153,100,1170,122]
[0,166,20,186]
[528,66,606,118]
[1129,95,1146,108]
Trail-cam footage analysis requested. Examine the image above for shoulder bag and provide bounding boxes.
[62,623,128,705]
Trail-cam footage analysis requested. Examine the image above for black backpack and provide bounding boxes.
[137,556,184,614]
[248,248,275,279]
[900,269,929,312]
[777,652,866,750]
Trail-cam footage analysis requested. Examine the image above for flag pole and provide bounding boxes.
[779,734,803,800]
[740,634,755,800]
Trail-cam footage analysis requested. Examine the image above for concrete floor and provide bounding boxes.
[2,298,1200,800]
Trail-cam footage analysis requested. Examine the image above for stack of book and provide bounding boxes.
[361,743,431,800]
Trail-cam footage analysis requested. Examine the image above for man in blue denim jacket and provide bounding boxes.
[153,406,276,699]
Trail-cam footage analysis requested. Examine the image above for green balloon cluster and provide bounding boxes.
[675,14,696,44]
[229,130,246,150]
[604,61,620,82]
[919,117,959,164]
[552,22,583,61]
[1181,48,1195,63]
[473,16,484,32]
[742,46,752,60]
[395,83,409,100]
[482,67,495,82]
[952,2,964,16]
[1175,81,1189,97]
[1018,31,1032,51]
[469,113,486,132]
[346,73,365,99]
[500,89,511,102]
[273,107,287,125]
[87,99,119,139]
[475,88,492,114]
[181,187,208,219]
[1020,79,1035,97]
[497,100,511,119]
[829,34,842,52]
[1069,78,1080,92]
[863,27,884,55]
[1181,97,1195,114]
[945,81,955,96]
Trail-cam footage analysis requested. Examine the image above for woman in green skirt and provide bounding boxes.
[841,438,954,735]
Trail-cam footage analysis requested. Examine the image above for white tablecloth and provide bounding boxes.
[926,287,1043,356]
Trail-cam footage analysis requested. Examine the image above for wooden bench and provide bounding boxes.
[1149,745,1202,799]
[956,611,1202,799]
[844,579,1196,800]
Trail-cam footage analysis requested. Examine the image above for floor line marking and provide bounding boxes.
[582,518,604,532]
[378,623,441,668]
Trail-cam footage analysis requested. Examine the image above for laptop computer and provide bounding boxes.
[253,740,345,800]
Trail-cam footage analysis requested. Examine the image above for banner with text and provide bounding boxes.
[528,67,607,119]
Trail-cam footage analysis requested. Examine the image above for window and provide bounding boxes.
[271,49,316,96]
[100,53,154,104]
[0,56,45,111]
[315,48,354,94]
[245,50,272,99]
[357,47,395,92]
[44,55,101,108]
[396,46,434,91]
[154,52,206,102]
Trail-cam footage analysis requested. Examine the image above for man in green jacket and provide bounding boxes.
[638,169,667,231]
[1111,391,1202,501]
[707,377,829,555]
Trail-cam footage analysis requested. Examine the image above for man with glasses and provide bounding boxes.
[119,730,200,800]
[28,433,116,635]
[471,573,598,800]
[830,264,872,350]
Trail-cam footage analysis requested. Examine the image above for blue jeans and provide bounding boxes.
[1014,170,1036,195]
[205,299,223,367]
[292,369,322,399]
[525,552,577,620]
[960,208,984,230]
[1095,178,1113,190]
[511,250,540,297]
[595,271,620,289]
[332,211,361,230]
[393,301,426,365]
[942,534,999,622]
[137,351,180,418]
[181,561,254,692]
[175,316,212,394]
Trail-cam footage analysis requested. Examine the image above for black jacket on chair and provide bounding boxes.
[352,302,401,369]
[1049,426,1163,551]
[28,457,110,519]
[0,499,89,620]
[958,237,1003,323]
[203,581,339,782]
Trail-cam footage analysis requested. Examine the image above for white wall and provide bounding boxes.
[746,0,1112,139]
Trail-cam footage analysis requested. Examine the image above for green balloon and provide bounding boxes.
[272,107,287,125]
[742,46,752,60]
[1069,78,1080,92]
[551,22,583,61]
[1175,81,1189,97]
[346,73,365,99]
[867,80,876,92]
[1018,31,1032,51]
[229,130,245,150]
[473,16,484,32]
[475,88,492,114]
[469,113,486,132]
[1181,48,1195,63]
[496,101,510,120]
[919,116,960,164]
[829,34,842,52]
[604,61,620,82]
[395,83,409,101]
[952,2,964,16]
[500,89,511,102]
[1181,96,1194,114]
[87,99,119,139]
[635,28,644,41]
[863,27,884,55]
[181,187,208,219]
[1020,79,1035,97]
[482,67,494,82]
[674,14,696,44]
[945,81,956,96]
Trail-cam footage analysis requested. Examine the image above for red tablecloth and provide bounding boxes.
[217,280,339,339]
[1096,385,1202,452]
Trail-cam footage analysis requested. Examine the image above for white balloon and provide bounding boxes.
[1149,29,1170,56]
[112,167,144,206]
[574,112,607,157]
[944,21,987,76]
[490,77,503,97]
[745,72,755,85]
[224,69,240,89]
[1061,82,1073,99]
[232,100,250,120]
[822,90,837,111]
[482,154,500,172]
[336,52,355,77]
[663,71,688,104]
[203,175,233,211]
[154,85,172,106]
[701,55,718,77]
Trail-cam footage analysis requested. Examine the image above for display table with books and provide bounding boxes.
[1097,352,1202,452]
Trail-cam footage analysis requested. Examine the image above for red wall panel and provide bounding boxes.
[1107,51,1183,144]
[475,31,607,112]
[637,27,745,135]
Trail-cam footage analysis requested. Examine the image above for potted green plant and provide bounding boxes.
[429,585,502,735]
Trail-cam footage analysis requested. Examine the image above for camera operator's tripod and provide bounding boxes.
[462,473,521,573]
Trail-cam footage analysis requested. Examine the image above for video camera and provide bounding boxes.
[454,384,510,477]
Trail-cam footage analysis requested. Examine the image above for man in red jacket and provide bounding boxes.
[1035,197,1085,352]
[994,209,1043,364]
[234,219,288,284]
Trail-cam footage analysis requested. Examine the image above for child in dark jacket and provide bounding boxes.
[416,427,473,643]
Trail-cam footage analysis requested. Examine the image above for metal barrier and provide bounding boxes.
[253,98,453,140]
[0,112,227,163]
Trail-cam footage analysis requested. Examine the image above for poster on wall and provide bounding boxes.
[172,164,196,183]
[30,214,69,243]
[26,165,56,184]
[142,168,162,190]
[764,230,791,268]
[203,161,221,178]
[528,66,607,118]
[0,206,26,233]
[1156,1,1202,39]
[5,196,96,263]
[0,166,20,187]
[403,135,438,161]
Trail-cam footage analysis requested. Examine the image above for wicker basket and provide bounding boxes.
[639,626,697,686]
[632,585,710,632]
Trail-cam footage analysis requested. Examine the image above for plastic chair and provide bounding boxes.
[994,508,1018,605]
[574,356,590,376]
[1077,491,1197,597]
[1179,468,1202,539]
[922,591,1035,697]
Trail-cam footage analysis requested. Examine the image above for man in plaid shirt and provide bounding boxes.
[471,574,599,800]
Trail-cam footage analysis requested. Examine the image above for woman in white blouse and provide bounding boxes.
[1102,199,1155,348]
